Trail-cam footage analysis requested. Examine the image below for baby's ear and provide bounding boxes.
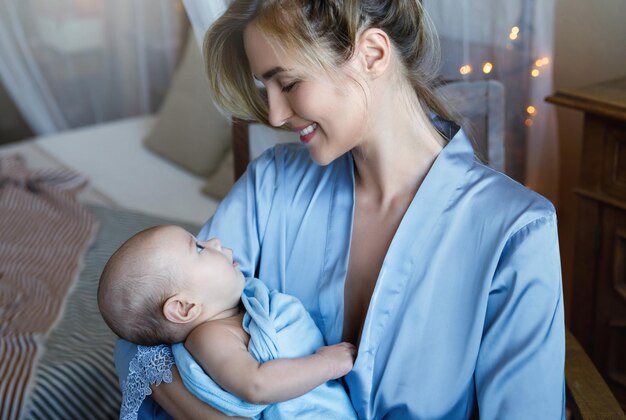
[163,295,201,324]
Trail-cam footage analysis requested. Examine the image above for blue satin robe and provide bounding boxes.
[197,126,566,419]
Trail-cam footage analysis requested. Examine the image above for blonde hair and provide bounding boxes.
[204,0,454,126]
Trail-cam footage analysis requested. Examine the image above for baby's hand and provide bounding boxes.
[315,342,357,380]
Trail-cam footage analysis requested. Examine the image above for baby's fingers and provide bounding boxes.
[338,342,357,358]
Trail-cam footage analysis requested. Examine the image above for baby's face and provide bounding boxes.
[154,226,245,318]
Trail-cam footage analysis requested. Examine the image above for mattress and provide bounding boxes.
[1,115,219,226]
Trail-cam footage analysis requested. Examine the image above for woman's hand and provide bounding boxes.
[315,342,357,380]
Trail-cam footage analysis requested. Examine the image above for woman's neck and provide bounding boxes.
[352,91,445,207]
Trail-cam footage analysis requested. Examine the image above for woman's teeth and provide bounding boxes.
[299,123,317,136]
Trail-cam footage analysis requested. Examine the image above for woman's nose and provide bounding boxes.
[267,89,292,127]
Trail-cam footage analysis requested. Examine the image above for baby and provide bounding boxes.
[98,225,357,418]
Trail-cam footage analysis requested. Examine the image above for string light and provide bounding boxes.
[509,32,518,41]
[482,62,493,74]
[459,64,472,75]
[527,105,536,115]
[511,26,520,34]
[531,69,540,77]
[525,118,534,127]
[535,57,550,67]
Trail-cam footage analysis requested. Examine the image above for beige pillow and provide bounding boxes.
[144,33,231,177]
[201,149,234,199]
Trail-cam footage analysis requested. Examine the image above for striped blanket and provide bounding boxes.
[1,156,202,419]
[0,158,199,420]
[19,205,200,419]
[0,155,97,419]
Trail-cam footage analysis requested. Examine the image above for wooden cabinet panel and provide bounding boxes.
[570,197,601,353]
[547,77,626,411]
[603,124,626,200]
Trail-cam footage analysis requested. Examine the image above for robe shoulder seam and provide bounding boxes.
[506,212,557,245]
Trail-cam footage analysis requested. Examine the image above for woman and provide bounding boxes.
[115,0,565,418]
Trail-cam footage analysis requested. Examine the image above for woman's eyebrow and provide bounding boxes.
[261,66,287,81]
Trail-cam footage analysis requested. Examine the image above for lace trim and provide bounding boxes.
[120,345,175,420]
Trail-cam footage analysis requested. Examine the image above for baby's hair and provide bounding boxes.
[204,0,453,125]
[97,227,182,346]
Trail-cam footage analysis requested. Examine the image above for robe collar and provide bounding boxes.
[324,118,474,341]
[350,119,475,346]
[321,120,476,417]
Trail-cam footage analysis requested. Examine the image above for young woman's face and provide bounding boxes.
[243,22,369,165]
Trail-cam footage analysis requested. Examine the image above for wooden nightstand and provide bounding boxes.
[547,77,626,411]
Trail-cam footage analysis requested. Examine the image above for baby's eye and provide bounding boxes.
[196,243,205,253]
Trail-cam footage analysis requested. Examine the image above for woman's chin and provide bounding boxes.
[308,148,340,166]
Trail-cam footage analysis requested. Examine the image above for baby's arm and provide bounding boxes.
[185,322,356,405]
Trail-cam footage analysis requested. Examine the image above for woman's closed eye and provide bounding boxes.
[196,243,205,253]
[281,81,298,93]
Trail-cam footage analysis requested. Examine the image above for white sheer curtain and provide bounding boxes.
[0,0,188,134]
[178,0,558,202]
[424,0,558,201]
[180,0,228,47]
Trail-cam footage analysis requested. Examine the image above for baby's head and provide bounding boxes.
[98,225,245,346]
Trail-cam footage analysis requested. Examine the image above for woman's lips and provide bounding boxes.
[295,122,318,144]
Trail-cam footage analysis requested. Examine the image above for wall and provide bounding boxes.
[553,0,626,324]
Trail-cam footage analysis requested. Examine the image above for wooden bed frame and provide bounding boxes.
[232,117,250,180]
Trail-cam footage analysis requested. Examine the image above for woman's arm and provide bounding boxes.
[475,214,565,419]
[187,323,356,405]
[150,366,247,419]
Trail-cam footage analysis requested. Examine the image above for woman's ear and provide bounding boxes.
[355,28,391,79]
[163,295,201,324]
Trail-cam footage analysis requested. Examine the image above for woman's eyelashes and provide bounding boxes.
[281,81,298,93]
[196,242,205,254]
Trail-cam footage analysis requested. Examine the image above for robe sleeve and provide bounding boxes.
[196,147,278,278]
[475,214,566,419]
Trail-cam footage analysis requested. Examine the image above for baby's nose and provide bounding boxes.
[205,238,221,249]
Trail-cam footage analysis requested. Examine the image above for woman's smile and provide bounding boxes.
[295,122,318,143]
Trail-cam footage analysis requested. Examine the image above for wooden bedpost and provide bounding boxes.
[231,117,250,180]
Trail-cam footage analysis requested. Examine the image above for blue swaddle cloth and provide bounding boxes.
[117,278,356,419]
[174,277,356,419]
